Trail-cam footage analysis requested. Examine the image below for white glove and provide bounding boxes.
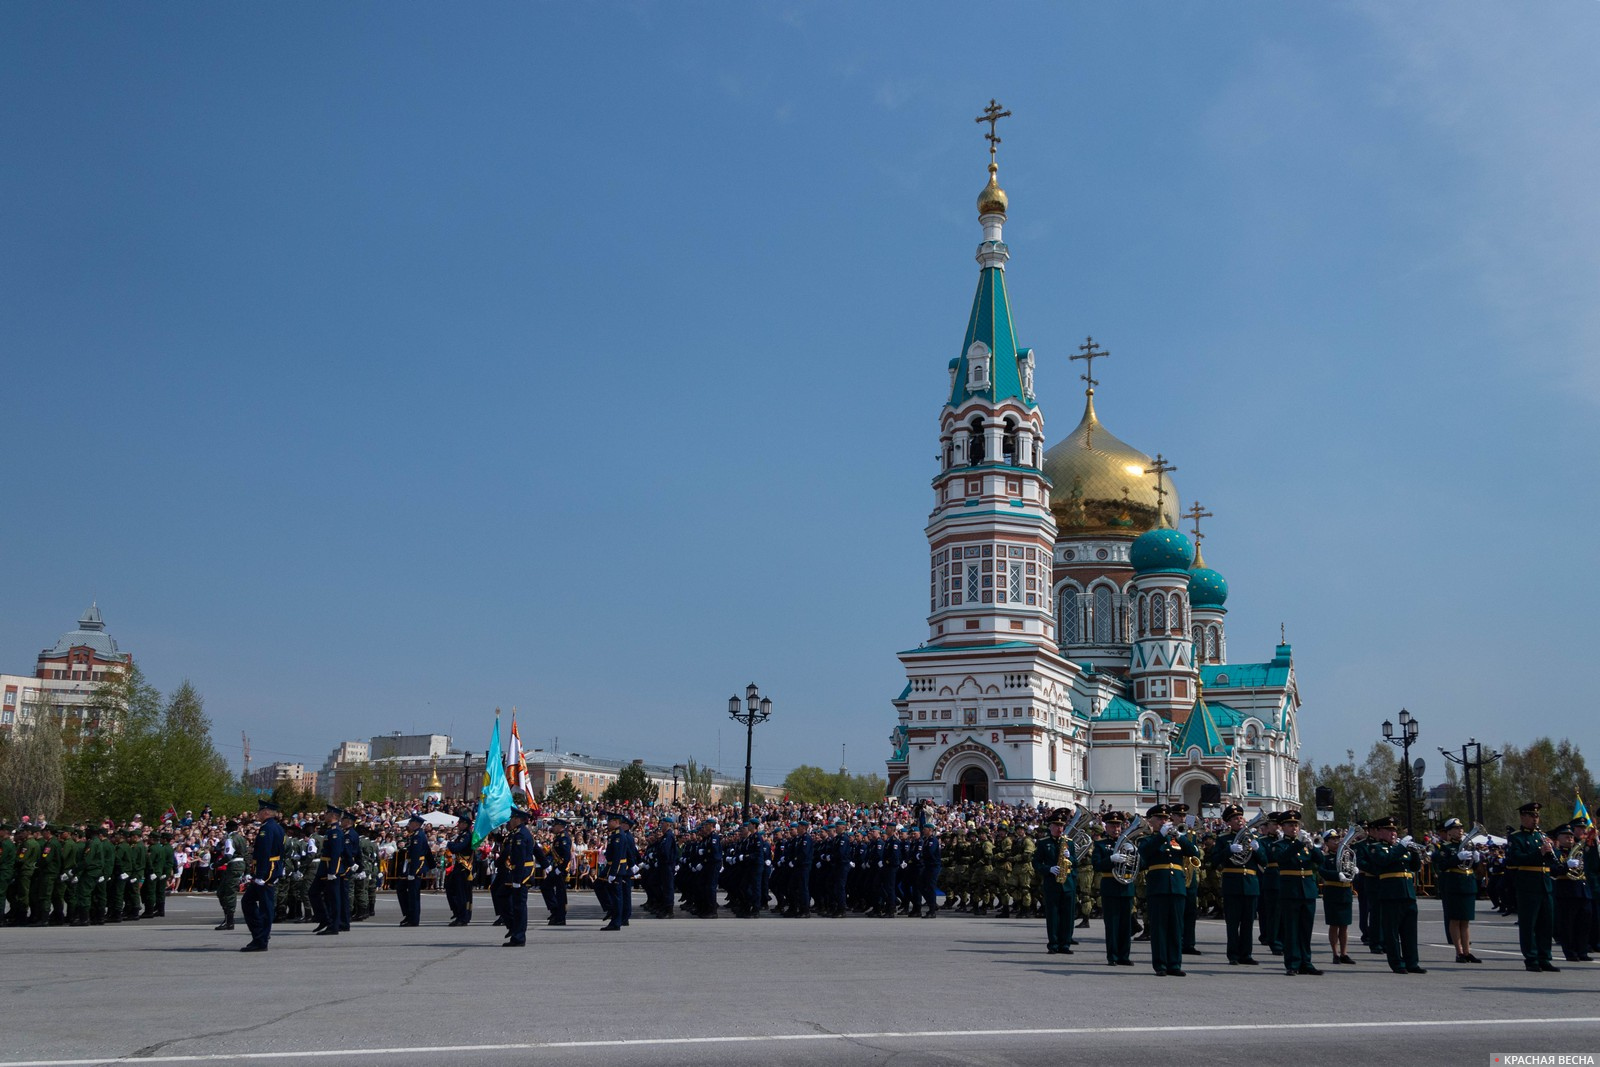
[293,871,303,880]
[1230,843,1244,855]
[406,874,416,881]
[848,862,856,868]
[1163,824,1177,838]
[325,875,336,881]
[605,875,615,883]
[814,861,821,867]
[632,865,642,876]
[692,864,702,872]
[97,876,105,883]
[1049,865,1061,876]
[253,878,265,886]
[1569,858,1582,870]
[119,873,128,880]
[60,873,71,882]
[1251,840,1263,853]
[1401,835,1414,847]
[1462,850,1477,863]
[765,861,772,868]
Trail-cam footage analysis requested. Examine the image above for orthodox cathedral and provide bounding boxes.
[886,111,1302,815]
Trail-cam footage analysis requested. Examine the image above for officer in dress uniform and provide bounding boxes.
[338,809,360,931]
[1317,829,1356,964]
[312,806,346,936]
[1432,818,1482,964]
[1550,822,1593,962]
[600,812,642,931]
[918,823,941,919]
[1257,812,1283,956]
[445,811,475,927]
[1168,803,1202,955]
[646,815,679,918]
[502,807,536,947]
[1212,804,1261,965]
[1092,811,1135,967]
[239,799,286,953]
[1136,804,1199,977]
[1504,800,1559,972]
[1364,815,1425,974]
[1270,810,1323,976]
[213,820,247,931]
[1033,808,1076,953]
[544,818,572,925]
[398,813,431,927]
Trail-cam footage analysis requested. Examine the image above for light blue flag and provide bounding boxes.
[473,713,512,846]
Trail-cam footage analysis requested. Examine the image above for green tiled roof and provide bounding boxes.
[1208,700,1279,731]
[1175,699,1226,756]
[1098,695,1144,721]
[947,266,1034,410]
[1199,662,1291,690]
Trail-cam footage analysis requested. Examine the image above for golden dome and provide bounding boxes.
[1042,395,1179,537]
[978,163,1008,216]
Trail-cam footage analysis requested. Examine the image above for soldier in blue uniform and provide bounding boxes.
[544,818,572,925]
[691,818,722,918]
[1270,810,1323,976]
[240,799,286,952]
[1092,811,1135,967]
[1550,822,1593,962]
[647,815,678,918]
[503,808,535,947]
[312,807,346,936]
[338,809,360,932]
[600,812,642,931]
[398,813,431,927]
[1212,804,1261,965]
[445,811,475,926]
[918,823,942,919]
[1504,800,1559,971]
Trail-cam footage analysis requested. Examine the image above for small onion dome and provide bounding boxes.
[1188,546,1229,607]
[1130,524,1194,574]
[977,163,1008,216]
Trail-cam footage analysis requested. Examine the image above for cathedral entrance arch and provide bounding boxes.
[954,766,989,804]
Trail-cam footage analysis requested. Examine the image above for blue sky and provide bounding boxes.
[4,3,1597,787]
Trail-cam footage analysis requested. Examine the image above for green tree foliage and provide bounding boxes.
[680,759,715,804]
[1297,743,1399,831]
[62,666,235,820]
[600,762,660,805]
[781,764,890,805]
[335,760,404,806]
[0,717,66,821]
[1476,738,1595,834]
[543,774,581,806]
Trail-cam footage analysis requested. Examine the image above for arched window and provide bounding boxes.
[1206,627,1220,662]
[1002,419,1018,466]
[968,416,986,465]
[1093,586,1114,643]
[1138,594,1148,636]
[1170,596,1184,632]
[1058,588,1079,645]
[1192,624,1204,661]
[1151,592,1166,632]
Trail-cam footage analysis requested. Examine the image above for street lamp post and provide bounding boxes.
[1382,709,1421,832]
[672,763,686,803]
[463,751,473,807]
[1439,738,1503,827]
[728,683,773,822]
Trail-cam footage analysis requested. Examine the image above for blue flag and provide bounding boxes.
[473,713,513,846]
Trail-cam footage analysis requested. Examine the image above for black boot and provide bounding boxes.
[215,910,235,931]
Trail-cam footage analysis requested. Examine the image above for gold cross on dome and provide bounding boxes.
[1144,454,1177,523]
[1184,501,1213,545]
[1069,336,1108,397]
[976,99,1012,163]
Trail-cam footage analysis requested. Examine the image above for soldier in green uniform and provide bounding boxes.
[1198,832,1222,919]
[990,827,1013,917]
[1008,830,1033,918]
[1169,804,1202,954]
[28,825,57,926]
[0,823,15,925]
[1270,810,1323,976]
[1257,812,1283,956]
[1032,809,1078,954]
[354,824,380,920]
[70,825,99,926]
[1213,803,1261,965]
[1317,829,1356,964]
[123,828,148,920]
[52,825,81,925]
[1365,814,1425,974]
[1136,804,1199,976]
[10,825,38,924]
[1504,800,1559,972]
[215,819,248,931]
[1432,818,1482,964]
[1092,811,1135,967]
[105,828,129,923]
[970,829,995,916]
[144,831,172,918]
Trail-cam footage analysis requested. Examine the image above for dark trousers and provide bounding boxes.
[506,884,528,943]
[1588,897,1600,952]
[1223,893,1259,962]
[312,877,338,931]
[1516,887,1554,964]
[920,867,941,917]
[1183,886,1199,951]
[1147,893,1185,973]
[1382,897,1420,969]
[1356,875,1373,942]
[444,869,472,923]
[241,883,276,947]
[594,879,615,918]
[1555,894,1590,959]
[612,877,632,926]
[1102,894,1133,964]
[338,876,352,929]
[1258,891,1281,952]
[1041,882,1073,951]
[1280,897,1316,972]
[399,876,421,923]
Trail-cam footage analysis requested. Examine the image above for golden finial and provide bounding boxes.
[1144,454,1178,527]
[975,99,1011,217]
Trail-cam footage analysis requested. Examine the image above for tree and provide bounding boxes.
[149,681,235,816]
[781,765,890,805]
[680,759,716,804]
[1297,744,1398,831]
[0,717,66,822]
[63,662,164,820]
[336,759,403,806]
[543,775,581,806]
[1478,738,1596,834]
[600,763,660,805]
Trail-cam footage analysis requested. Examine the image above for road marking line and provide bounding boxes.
[6,1016,1600,1066]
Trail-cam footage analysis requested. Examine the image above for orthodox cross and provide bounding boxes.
[1184,501,1213,545]
[1069,336,1108,397]
[1144,454,1177,523]
[975,99,1011,163]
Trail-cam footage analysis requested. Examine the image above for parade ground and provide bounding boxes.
[3,894,1597,1067]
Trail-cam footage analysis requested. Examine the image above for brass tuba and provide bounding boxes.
[1229,810,1268,867]
[1335,823,1367,882]
[1111,815,1148,886]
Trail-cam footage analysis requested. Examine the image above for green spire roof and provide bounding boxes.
[1175,696,1226,757]
[947,265,1035,410]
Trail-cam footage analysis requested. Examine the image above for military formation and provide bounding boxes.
[4,796,1596,977]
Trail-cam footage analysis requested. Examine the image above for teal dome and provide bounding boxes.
[1189,564,1229,607]
[1130,526,1194,574]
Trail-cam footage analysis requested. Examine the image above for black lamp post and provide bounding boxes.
[1381,708,1421,832]
[728,683,773,822]
[1439,738,1502,826]
[463,751,473,807]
